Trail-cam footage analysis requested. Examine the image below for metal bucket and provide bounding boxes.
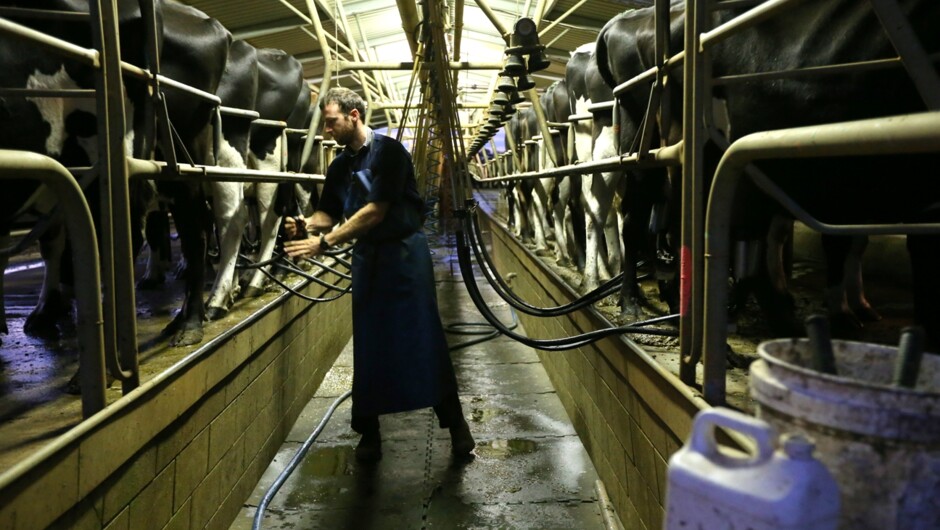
[751,338,940,530]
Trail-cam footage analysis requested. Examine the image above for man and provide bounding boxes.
[283,87,474,462]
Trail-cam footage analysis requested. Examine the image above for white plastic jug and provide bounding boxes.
[664,408,840,530]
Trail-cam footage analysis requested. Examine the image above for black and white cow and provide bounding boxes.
[205,43,308,319]
[597,1,940,343]
[566,43,623,295]
[537,80,584,269]
[145,1,230,346]
[204,39,258,319]
[0,0,159,342]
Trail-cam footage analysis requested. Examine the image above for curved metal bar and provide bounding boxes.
[702,111,940,405]
[0,150,105,418]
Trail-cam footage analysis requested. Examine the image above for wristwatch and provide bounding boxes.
[319,233,332,251]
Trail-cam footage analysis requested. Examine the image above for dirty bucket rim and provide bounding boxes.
[757,337,940,397]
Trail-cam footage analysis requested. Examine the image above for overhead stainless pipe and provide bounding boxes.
[702,111,940,405]
[0,151,105,418]
[335,60,504,71]
[126,158,325,184]
[478,142,683,183]
[395,0,421,56]
[0,15,99,66]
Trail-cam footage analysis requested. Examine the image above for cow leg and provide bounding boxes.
[821,234,865,336]
[529,183,551,256]
[205,181,248,320]
[505,183,516,230]
[241,181,281,297]
[581,174,602,293]
[0,232,10,339]
[748,219,800,337]
[24,217,70,339]
[843,235,880,322]
[907,234,940,351]
[618,173,650,320]
[552,177,574,267]
[138,206,171,290]
[162,183,207,347]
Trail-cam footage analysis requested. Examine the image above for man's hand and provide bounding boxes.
[283,235,322,259]
[283,216,309,240]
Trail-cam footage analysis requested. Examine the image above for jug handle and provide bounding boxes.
[691,408,775,466]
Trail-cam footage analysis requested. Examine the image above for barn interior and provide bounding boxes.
[1,1,939,529]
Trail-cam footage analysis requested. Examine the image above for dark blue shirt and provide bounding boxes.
[318,132,424,241]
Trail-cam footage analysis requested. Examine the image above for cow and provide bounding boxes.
[566,42,623,296]
[0,0,160,342]
[537,80,584,269]
[205,44,308,320]
[597,1,940,344]
[204,39,258,319]
[505,107,538,246]
[143,1,230,346]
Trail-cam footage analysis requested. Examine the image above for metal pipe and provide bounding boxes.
[90,0,138,391]
[699,0,808,50]
[703,111,940,405]
[335,60,504,71]
[538,0,589,39]
[301,0,333,170]
[126,157,325,184]
[478,142,682,183]
[220,106,260,119]
[612,51,685,97]
[679,0,709,385]
[868,0,940,109]
[395,0,421,55]
[0,15,99,66]
[0,88,95,98]
[473,0,512,44]
[0,150,105,418]
[0,6,90,21]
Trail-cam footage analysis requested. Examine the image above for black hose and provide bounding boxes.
[466,209,625,316]
[456,227,678,350]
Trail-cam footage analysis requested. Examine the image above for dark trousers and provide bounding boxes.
[351,389,465,435]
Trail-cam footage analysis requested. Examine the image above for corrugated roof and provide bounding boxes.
[178,0,643,129]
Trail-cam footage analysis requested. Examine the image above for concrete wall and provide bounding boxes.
[0,277,351,530]
[479,213,709,530]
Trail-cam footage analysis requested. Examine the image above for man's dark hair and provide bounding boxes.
[320,87,366,117]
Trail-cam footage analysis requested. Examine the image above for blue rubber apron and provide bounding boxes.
[343,158,455,418]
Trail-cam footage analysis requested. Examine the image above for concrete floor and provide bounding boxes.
[230,237,613,529]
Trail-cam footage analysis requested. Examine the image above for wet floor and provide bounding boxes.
[230,236,611,529]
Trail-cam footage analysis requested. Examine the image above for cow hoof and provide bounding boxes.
[829,312,863,339]
[535,248,553,257]
[137,276,165,290]
[24,312,61,340]
[619,304,645,323]
[171,328,204,347]
[65,370,82,395]
[555,258,573,268]
[241,286,264,299]
[206,306,228,321]
[851,304,882,323]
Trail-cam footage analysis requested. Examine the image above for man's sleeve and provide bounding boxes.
[367,142,409,204]
[317,162,345,219]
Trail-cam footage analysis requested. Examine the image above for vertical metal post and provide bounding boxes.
[301,0,334,169]
[90,0,139,391]
[679,0,710,395]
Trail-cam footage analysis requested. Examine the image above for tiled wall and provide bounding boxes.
[0,277,352,530]
[479,214,708,530]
